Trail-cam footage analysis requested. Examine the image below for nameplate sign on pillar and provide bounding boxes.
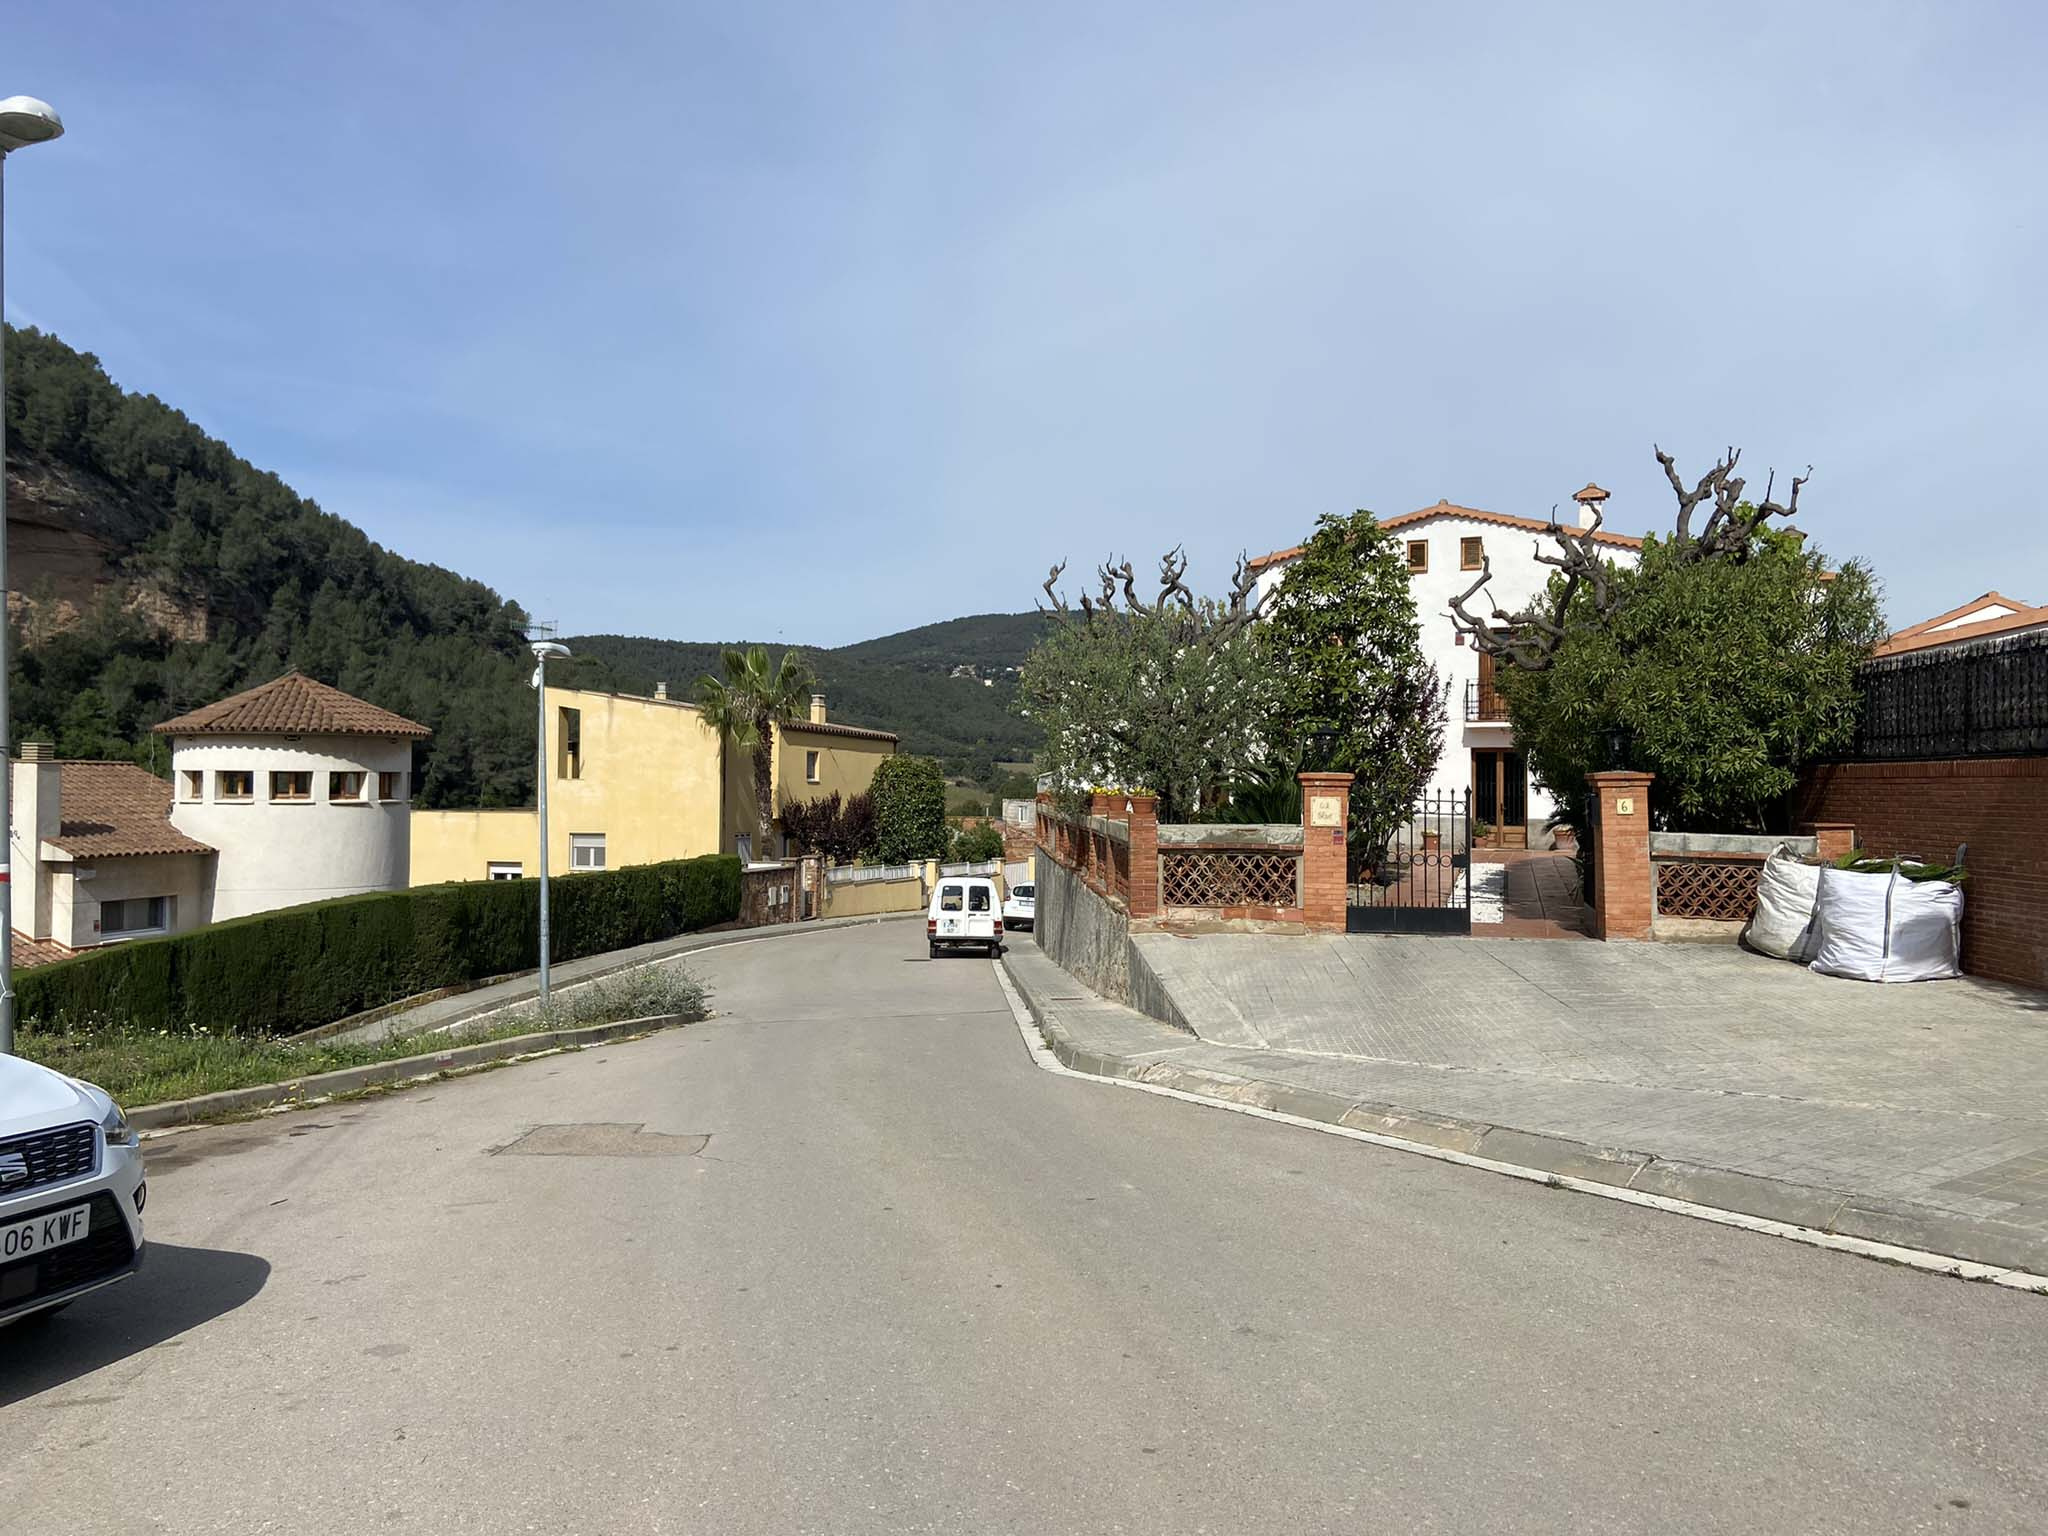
[1309,796,1342,828]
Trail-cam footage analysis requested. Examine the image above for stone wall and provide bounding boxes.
[1033,851,1131,1003]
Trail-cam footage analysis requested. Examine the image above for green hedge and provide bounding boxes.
[17,854,742,1037]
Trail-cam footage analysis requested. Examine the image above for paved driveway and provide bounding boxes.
[1132,932,2048,1255]
[3,924,2045,1533]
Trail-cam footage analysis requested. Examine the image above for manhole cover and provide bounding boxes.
[492,1123,709,1158]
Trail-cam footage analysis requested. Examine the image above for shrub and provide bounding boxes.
[948,821,1005,863]
[869,755,948,863]
[16,854,742,1036]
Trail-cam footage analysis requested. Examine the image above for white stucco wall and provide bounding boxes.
[1256,510,1641,839]
[167,733,414,920]
[52,851,213,950]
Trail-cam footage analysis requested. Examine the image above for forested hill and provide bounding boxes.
[558,620,1043,777]
[3,325,537,806]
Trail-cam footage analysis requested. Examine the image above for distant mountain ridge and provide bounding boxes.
[557,616,1046,775]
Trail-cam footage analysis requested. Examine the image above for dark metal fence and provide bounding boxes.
[1347,790,1473,935]
[1850,630,2048,760]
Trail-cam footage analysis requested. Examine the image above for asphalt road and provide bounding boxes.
[3,923,2044,1535]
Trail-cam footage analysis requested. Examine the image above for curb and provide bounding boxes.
[300,911,922,1044]
[999,950,2048,1284]
[131,1012,695,1131]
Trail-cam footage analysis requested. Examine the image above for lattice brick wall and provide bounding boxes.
[1654,858,1762,922]
[1161,850,1298,909]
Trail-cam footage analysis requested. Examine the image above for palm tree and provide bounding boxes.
[698,645,819,858]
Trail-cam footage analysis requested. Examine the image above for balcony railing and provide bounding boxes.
[1465,681,1511,722]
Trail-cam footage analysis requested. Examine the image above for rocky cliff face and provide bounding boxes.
[5,451,209,643]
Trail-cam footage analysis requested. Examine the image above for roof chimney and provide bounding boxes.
[654,681,668,701]
[810,693,827,724]
[1572,482,1610,531]
[13,743,62,852]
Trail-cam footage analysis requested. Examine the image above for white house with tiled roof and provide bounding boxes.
[1249,487,1643,848]
[1874,591,2048,657]
[157,671,429,921]
[9,673,434,964]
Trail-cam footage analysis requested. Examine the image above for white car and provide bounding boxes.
[1,1052,146,1327]
[1002,882,1035,933]
[928,876,1004,958]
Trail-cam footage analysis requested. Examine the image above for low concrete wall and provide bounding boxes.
[1034,851,1130,1003]
[1650,832,1816,857]
[822,874,925,919]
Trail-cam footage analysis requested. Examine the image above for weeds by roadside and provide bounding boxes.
[18,962,712,1109]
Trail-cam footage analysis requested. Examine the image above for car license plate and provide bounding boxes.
[941,917,962,934]
[0,1202,92,1262]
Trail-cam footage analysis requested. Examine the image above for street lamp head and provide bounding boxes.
[529,641,571,661]
[0,96,64,154]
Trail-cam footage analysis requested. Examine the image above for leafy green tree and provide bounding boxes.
[869,755,950,863]
[1259,511,1447,860]
[948,821,1006,863]
[1499,526,1881,831]
[1023,551,1274,823]
[696,645,819,854]
[1453,447,1886,837]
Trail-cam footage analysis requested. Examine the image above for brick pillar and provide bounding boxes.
[1806,821,1855,863]
[1126,793,1159,918]
[1297,772,1354,933]
[1587,771,1655,941]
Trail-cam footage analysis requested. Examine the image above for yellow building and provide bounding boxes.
[410,687,897,884]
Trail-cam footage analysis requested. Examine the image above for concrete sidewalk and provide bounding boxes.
[318,912,919,1044]
[1006,934,2048,1278]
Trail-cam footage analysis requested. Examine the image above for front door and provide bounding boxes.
[1471,749,1528,848]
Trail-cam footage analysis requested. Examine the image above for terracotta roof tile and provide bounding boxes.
[43,762,216,859]
[1874,604,2048,657]
[1248,499,1643,573]
[153,671,430,739]
[11,932,78,971]
[781,718,899,744]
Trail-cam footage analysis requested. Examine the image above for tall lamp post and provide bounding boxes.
[529,641,571,1011]
[0,95,66,1057]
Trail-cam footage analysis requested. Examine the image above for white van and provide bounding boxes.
[928,876,1004,959]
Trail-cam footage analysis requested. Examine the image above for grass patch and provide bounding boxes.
[19,964,711,1108]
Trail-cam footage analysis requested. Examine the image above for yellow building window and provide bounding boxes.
[805,749,821,783]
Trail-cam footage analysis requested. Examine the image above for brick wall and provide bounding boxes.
[1797,757,2047,990]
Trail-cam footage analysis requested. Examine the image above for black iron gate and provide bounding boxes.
[1346,789,1473,934]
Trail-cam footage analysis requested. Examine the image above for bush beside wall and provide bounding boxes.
[17,854,743,1036]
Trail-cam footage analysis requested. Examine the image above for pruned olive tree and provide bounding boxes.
[1448,447,1884,841]
[1023,549,1275,824]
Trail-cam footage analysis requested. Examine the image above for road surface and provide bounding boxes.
[3,923,2042,1534]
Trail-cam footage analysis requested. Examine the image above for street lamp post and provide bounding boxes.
[529,641,571,1011]
[0,95,66,1057]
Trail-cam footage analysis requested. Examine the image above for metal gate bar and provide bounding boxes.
[1346,789,1473,935]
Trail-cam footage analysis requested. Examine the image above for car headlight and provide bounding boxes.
[101,1100,135,1146]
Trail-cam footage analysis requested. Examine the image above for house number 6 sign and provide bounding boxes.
[1309,796,1342,828]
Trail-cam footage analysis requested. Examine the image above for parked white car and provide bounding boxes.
[1002,882,1035,933]
[928,876,1004,958]
[1,1053,146,1327]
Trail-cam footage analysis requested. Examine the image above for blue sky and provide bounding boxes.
[8,2,2043,644]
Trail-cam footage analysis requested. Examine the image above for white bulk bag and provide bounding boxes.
[1809,864,1964,983]
[1884,875,1965,982]
[1744,845,1823,962]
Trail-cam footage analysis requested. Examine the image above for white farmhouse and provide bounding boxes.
[159,672,427,921]
[1249,486,1642,849]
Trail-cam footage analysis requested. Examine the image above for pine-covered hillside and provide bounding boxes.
[4,325,537,806]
